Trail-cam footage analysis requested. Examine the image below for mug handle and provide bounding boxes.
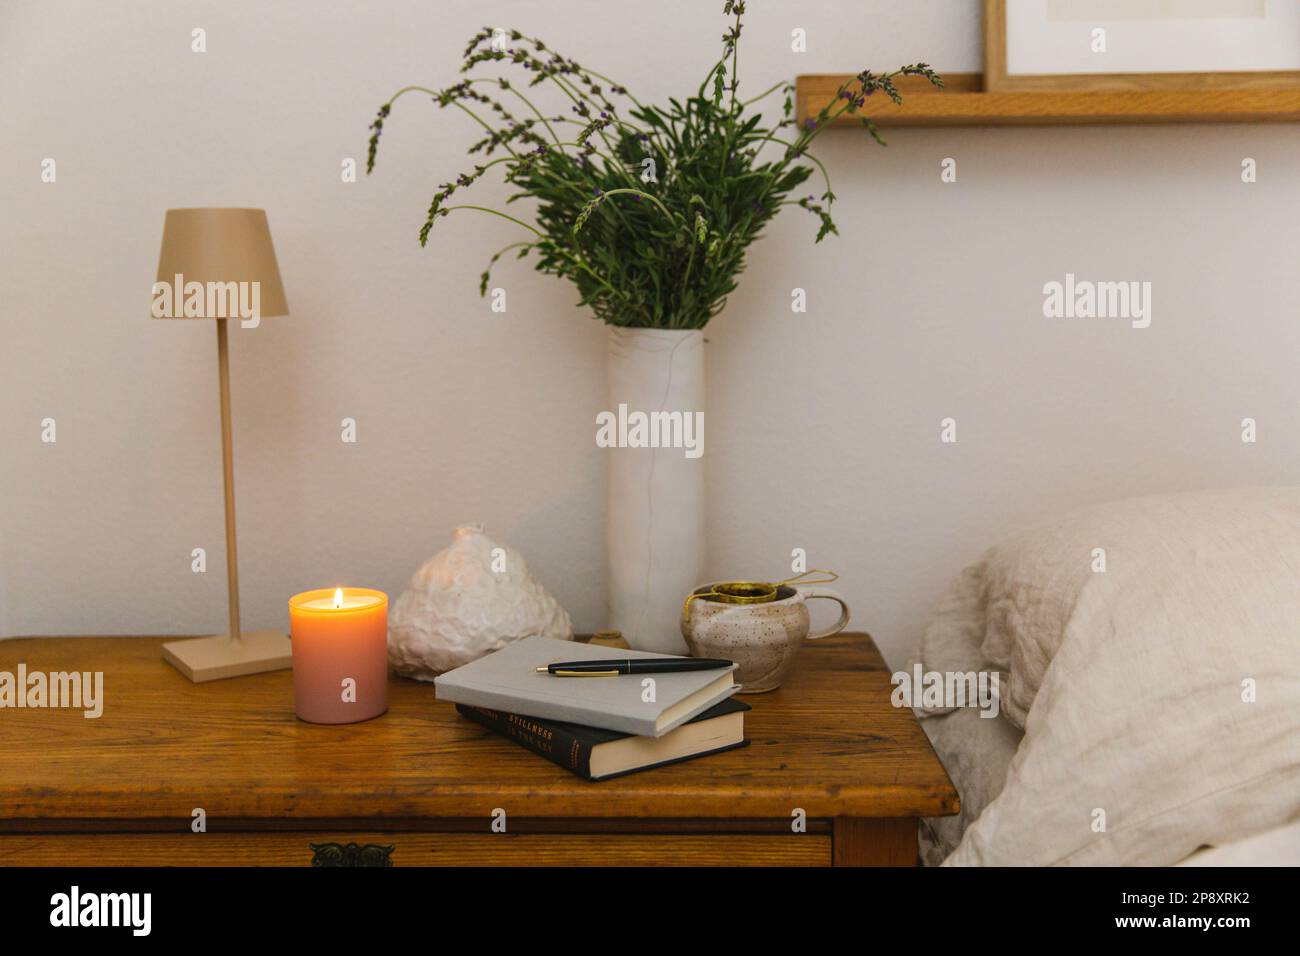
[801,587,851,640]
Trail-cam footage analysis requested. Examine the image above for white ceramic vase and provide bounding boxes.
[606,327,705,653]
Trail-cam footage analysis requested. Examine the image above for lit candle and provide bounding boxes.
[288,587,389,724]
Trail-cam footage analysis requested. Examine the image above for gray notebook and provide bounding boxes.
[434,636,738,738]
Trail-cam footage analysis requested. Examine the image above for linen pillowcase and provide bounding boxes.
[927,488,1300,865]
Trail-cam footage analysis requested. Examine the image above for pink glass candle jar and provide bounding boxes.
[288,587,389,724]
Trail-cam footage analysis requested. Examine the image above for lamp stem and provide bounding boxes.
[216,319,242,644]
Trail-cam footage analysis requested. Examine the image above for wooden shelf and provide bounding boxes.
[797,73,1300,127]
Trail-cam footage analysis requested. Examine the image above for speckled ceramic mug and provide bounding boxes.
[681,584,851,693]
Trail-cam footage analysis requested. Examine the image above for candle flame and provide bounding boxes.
[333,587,344,609]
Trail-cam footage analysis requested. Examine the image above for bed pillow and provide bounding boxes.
[933,487,1300,865]
[909,562,1024,863]
[918,706,1023,865]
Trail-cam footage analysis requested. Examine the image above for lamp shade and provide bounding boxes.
[153,208,288,319]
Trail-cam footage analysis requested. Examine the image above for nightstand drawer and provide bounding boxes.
[0,832,831,867]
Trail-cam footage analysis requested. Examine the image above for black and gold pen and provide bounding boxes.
[535,657,733,677]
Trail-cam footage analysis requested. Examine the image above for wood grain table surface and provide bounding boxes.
[0,632,957,865]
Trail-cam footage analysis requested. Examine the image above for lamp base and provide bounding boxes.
[162,630,293,683]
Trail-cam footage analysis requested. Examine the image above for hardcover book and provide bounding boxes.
[456,698,750,781]
[433,635,738,736]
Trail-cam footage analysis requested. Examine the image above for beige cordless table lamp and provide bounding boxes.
[152,208,292,682]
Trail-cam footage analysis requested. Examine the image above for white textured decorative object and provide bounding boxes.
[387,524,573,680]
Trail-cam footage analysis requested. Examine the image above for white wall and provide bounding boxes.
[3,1,1297,666]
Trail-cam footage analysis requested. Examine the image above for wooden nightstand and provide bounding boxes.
[0,633,957,866]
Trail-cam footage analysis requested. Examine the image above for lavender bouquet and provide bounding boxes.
[366,1,940,329]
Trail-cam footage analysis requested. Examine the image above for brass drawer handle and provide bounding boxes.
[309,842,395,867]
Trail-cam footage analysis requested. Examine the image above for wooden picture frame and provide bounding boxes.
[984,0,1300,91]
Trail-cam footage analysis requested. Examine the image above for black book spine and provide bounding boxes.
[455,704,594,780]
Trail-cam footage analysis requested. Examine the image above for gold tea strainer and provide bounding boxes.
[681,569,839,624]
